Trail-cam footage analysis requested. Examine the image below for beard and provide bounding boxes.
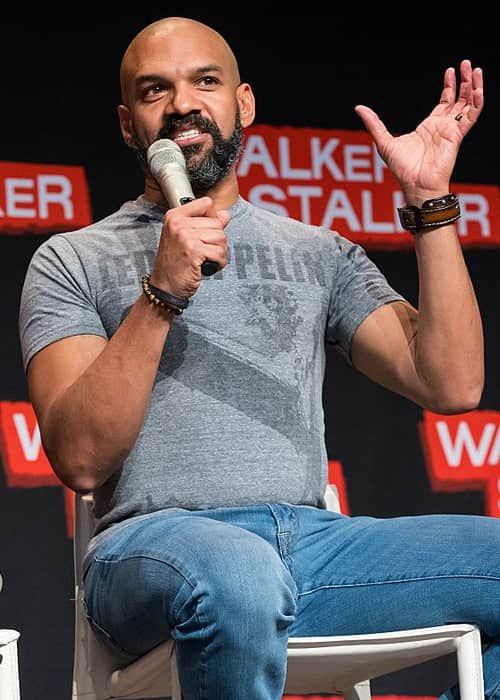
[132,109,244,197]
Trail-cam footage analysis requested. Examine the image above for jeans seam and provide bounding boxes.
[266,503,294,577]
[92,554,200,630]
[491,678,500,699]
[298,573,500,597]
[193,596,208,700]
[85,611,138,661]
[93,553,198,589]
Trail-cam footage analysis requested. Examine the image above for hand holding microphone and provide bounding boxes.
[147,139,223,278]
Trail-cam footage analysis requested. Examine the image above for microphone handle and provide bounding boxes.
[179,196,219,277]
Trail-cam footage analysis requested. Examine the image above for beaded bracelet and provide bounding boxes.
[141,274,190,315]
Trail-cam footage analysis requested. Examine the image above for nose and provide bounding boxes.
[168,82,200,116]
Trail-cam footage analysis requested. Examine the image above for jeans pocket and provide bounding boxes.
[84,605,138,664]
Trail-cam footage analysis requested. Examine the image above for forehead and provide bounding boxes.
[126,28,232,83]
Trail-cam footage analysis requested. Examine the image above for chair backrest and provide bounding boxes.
[324,483,341,513]
[73,493,98,699]
[73,494,129,699]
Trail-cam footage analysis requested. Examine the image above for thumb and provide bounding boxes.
[355,104,392,153]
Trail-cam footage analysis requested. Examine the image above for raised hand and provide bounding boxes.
[354,59,484,205]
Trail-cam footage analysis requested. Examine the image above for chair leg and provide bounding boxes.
[170,647,182,700]
[456,627,484,700]
[0,630,21,700]
[343,679,371,700]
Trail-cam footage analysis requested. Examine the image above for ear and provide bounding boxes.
[117,104,134,147]
[236,83,256,127]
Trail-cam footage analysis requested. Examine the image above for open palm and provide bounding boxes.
[355,60,484,202]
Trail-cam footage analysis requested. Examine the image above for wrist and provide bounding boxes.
[138,290,175,321]
[141,274,190,315]
[149,273,178,297]
[401,187,451,208]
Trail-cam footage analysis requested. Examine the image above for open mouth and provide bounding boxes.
[172,129,206,147]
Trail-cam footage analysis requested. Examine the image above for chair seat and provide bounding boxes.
[285,623,478,694]
[104,623,481,699]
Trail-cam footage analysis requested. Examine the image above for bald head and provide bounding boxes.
[120,17,240,105]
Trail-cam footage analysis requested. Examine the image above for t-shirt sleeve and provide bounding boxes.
[19,234,108,374]
[326,233,407,364]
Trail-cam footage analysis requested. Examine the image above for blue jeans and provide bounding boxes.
[83,504,500,699]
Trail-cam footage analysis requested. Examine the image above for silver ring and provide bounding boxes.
[455,113,463,122]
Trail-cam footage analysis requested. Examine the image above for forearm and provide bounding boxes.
[413,224,484,412]
[44,294,173,491]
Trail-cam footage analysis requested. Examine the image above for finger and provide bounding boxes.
[354,105,392,153]
[455,59,473,111]
[197,242,228,268]
[168,196,214,216]
[431,66,456,117]
[471,66,484,112]
[453,63,484,129]
[216,210,231,227]
[173,215,227,232]
[198,228,228,244]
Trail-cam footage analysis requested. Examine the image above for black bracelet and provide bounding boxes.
[141,275,190,315]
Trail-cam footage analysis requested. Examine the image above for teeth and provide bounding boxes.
[175,130,201,141]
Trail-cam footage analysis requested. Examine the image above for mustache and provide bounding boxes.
[157,115,220,141]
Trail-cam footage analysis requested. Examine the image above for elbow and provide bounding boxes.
[44,439,119,493]
[427,384,483,415]
[48,451,101,493]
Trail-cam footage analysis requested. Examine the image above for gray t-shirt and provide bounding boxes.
[19,195,405,538]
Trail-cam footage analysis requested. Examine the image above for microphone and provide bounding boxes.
[147,138,219,277]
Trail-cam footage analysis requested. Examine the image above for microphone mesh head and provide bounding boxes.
[147,139,187,176]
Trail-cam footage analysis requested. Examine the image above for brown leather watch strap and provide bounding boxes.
[398,193,460,234]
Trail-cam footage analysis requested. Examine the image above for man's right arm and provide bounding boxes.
[27,294,173,493]
[25,196,229,493]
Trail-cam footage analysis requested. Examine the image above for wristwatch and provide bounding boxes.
[398,193,460,235]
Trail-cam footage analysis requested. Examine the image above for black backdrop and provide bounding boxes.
[0,11,498,700]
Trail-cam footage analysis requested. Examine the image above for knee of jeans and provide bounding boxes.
[174,536,297,633]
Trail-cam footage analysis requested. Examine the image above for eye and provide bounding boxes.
[197,75,221,88]
[142,84,167,101]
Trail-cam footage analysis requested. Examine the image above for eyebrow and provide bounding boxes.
[135,64,224,89]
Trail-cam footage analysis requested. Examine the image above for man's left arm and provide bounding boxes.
[351,227,483,413]
[352,59,484,415]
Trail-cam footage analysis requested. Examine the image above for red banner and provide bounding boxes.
[0,162,92,235]
[0,401,74,536]
[420,409,500,516]
[238,125,500,249]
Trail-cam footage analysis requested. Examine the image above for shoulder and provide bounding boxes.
[30,198,151,263]
[238,198,351,251]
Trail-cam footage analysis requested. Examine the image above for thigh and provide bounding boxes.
[83,509,294,659]
[289,508,500,638]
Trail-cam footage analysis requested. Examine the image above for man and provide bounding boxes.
[19,17,499,700]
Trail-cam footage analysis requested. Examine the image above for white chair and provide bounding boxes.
[0,574,22,700]
[0,630,22,700]
[73,487,485,700]
[0,630,21,700]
